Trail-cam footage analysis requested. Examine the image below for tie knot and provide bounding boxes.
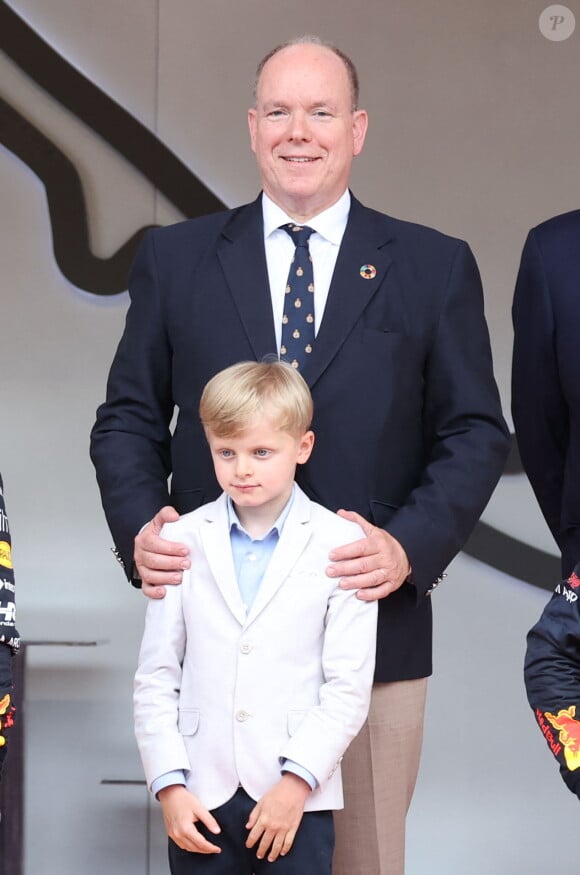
[281,224,314,248]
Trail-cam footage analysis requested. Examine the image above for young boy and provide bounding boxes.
[134,361,377,874]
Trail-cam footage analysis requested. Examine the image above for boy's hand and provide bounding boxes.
[246,773,310,862]
[158,785,221,854]
[134,506,191,599]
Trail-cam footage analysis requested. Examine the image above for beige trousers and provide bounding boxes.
[333,678,428,875]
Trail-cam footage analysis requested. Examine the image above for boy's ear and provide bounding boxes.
[297,430,315,464]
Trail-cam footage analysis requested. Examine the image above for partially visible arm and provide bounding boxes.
[0,473,19,781]
[524,566,580,799]
[279,535,377,782]
[512,229,568,546]
[330,241,509,597]
[90,231,176,578]
[0,645,15,781]
[133,563,192,788]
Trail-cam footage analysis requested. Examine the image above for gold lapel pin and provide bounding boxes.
[360,264,377,280]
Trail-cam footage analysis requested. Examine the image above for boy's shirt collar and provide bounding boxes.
[226,484,296,540]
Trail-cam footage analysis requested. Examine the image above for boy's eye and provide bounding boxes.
[219,449,234,459]
[255,448,270,457]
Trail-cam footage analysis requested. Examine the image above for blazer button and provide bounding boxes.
[236,710,250,722]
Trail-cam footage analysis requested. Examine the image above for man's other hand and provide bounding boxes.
[134,506,190,599]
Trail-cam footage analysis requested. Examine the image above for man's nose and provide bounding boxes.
[288,110,312,141]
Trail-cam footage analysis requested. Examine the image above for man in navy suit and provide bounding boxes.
[512,210,580,577]
[91,36,509,874]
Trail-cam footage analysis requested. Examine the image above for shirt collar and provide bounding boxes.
[227,484,296,540]
[261,190,350,246]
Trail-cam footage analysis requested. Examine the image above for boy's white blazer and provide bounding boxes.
[134,485,377,812]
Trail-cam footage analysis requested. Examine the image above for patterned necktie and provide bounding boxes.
[280,224,315,370]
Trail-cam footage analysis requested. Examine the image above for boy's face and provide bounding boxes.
[206,411,314,527]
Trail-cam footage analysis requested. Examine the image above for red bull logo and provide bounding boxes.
[545,705,580,771]
[0,540,12,570]
[0,692,14,748]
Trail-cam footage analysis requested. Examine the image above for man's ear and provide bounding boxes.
[352,109,369,157]
[248,108,258,154]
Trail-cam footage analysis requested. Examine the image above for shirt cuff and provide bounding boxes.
[280,758,317,790]
[150,770,186,798]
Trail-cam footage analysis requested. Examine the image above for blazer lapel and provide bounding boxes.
[246,487,313,625]
[199,494,247,625]
[217,196,278,360]
[303,195,396,387]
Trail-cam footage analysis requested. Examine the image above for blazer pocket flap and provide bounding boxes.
[287,709,307,736]
[178,708,200,736]
[370,499,400,528]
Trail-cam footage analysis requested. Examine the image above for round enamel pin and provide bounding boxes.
[360,264,377,280]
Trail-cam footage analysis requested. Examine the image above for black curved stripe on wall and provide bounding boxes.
[0,96,147,294]
[0,3,558,590]
[0,0,225,293]
[465,434,560,590]
[464,520,559,592]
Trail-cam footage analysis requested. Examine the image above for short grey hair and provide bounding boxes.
[253,35,360,111]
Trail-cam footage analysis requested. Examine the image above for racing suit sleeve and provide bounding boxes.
[0,474,19,781]
[524,563,580,799]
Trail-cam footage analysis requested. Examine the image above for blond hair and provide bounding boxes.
[200,360,313,438]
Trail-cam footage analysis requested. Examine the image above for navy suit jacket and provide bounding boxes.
[512,210,580,576]
[91,194,508,682]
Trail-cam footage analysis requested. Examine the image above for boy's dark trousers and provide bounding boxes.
[168,787,334,875]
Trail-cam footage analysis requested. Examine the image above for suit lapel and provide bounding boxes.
[217,196,278,360]
[199,494,247,625]
[216,194,397,389]
[303,196,396,387]
[246,488,313,625]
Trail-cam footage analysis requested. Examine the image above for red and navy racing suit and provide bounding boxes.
[0,473,19,780]
[525,563,580,799]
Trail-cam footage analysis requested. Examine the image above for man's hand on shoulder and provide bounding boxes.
[134,506,191,599]
[327,509,410,601]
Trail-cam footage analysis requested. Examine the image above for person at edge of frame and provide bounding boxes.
[0,473,20,784]
[514,210,580,799]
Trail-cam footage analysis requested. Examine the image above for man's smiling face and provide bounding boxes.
[248,43,368,223]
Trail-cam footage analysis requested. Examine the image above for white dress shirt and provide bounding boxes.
[261,190,351,351]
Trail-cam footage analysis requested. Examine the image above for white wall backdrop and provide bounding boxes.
[1,1,579,871]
